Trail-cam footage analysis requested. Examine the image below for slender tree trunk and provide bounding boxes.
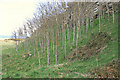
[51,41,52,50]
[67,24,69,43]
[39,38,41,47]
[82,18,84,33]
[62,25,64,47]
[55,17,58,65]
[102,9,105,25]
[76,26,79,56]
[92,18,94,28]
[101,11,103,19]
[44,34,45,53]
[86,17,89,33]
[42,40,43,54]
[53,27,54,55]
[73,10,76,46]
[35,38,39,57]
[37,51,40,68]
[28,40,30,52]
[99,13,101,32]
[58,26,60,38]
[112,5,114,24]
[16,41,18,52]
[53,41,54,55]
[56,34,57,65]
[90,17,92,27]
[47,32,49,66]
[76,4,80,55]
[65,28,66,58]
[79,27,81,40]
[106,3,109,18]
[103,10,104,19]
[73,23,75,46]
[32,39,35,56]
[50,27,52,51]
[39,38,42,54]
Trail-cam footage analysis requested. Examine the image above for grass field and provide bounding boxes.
[1,13,118,78]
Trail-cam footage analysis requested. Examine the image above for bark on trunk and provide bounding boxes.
[73,24,75,46]
[52,27,54,55]
[103,10,105,19]
[35,39,38,56]
[106,3,109,18]
[56,34,57,65]
[76,26,79,56]
[37,51,40,68]
[112,5,114,24]
[55,17,58,65]
[62,25,64,46]
[51,41,52,50]
[86,18,88,33]
[99,13,101,32]
[90,18,92,27]
[43,34,45,53]
[79,27,81,40]
[53,41,54,55]
[15,40,18,52]
[32,38,35,56]
[82,18,84,33]
[39,38,42,55]
[67,24,69,42]
[42,40,43,54]
[47,32,49,66]
[101,11,103,19]
[65,28,66,58]
[113,10,114,24]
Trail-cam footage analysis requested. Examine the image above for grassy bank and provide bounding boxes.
[2,13,118,78]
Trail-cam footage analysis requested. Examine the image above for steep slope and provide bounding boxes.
[2,13,118,78]
[68,32,112,62]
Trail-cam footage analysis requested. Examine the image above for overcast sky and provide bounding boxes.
[0,0,71,36]
[0,0,39,36]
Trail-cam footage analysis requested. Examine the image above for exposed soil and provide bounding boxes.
[68,32,112,62]
[87,58,120,78]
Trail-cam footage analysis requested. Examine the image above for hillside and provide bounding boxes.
[2,11,119,78]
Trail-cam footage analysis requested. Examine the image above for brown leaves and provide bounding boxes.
[7,54,11,57]
[68,32,111,62]
[88,59,119,78]
[54,64,63,68]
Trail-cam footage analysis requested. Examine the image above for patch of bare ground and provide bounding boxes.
[87,58,119,78]
[68,32,112,62]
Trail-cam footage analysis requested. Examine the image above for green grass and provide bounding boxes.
[2,13,118,78]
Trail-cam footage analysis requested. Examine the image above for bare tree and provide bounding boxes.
[112,3,115,24]
[12,30,17,52]
[12,30,17,40]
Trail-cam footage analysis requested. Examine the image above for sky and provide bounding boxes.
[0,0,71,37]
[0,0,39,36]
[0,0,118,37]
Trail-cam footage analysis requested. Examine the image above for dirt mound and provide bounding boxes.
[87,58,120,78]
[68,32,111,62]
